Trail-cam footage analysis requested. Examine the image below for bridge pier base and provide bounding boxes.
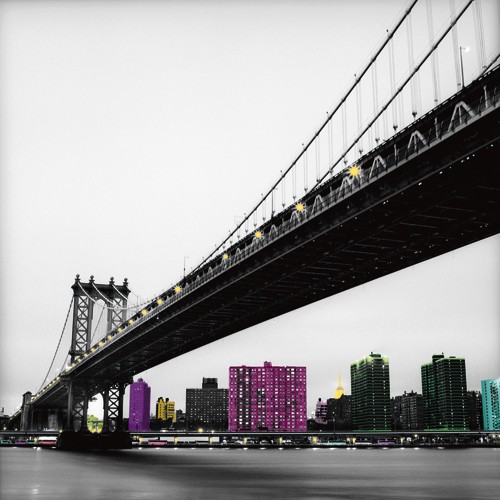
[57,430,132,450]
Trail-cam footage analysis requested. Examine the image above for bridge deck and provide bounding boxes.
[32,66,500,408]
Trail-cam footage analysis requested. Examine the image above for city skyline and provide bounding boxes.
[1,0,499,418]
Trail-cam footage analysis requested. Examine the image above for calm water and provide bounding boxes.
[1,447,499,499]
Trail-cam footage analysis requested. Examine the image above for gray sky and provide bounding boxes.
[0,0,499,418]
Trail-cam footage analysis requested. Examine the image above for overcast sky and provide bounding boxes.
[0,0,498,418]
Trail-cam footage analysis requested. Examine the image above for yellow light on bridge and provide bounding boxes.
[223,253,229,260]
[129,319,134,325]
[56,376,60,380]
[174,285,181,294]
[255,230,263,239]
[141,309,148,316]
[349,165,360,177]
[107,335,112,340]
[71,363,76,367]
[295,202,305,212]
[91,347,96,352]
[99,341,104,347]
[118,328,122,333]
[157,298,163,305]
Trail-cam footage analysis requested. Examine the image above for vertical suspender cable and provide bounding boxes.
[315,136,320,182]
[426,0,440,105]
[327,112,333,172]
[407,12,420,118]
[292,163,297,200]
[449,0,462,89]
[473,0,487,71]
[389,34,398,130]
[303,146,308,193]
[342,102,348,165]
[372,61,380,143]
[356,75,363,155]
[281,171,286,208]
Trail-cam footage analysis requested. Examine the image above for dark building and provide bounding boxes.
[351,353,390,431]
[467,390,483,431]
[391,391,424,431]
[326,395,352,430]
[186,378,228,431]
[315,398,328,425]
[421,354,468,431]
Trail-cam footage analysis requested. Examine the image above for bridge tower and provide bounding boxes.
[65,275,131,438]
[70,274,129,363]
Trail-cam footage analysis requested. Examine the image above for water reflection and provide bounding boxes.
[1,448,499,499]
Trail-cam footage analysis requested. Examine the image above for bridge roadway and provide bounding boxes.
[32,66,500,409]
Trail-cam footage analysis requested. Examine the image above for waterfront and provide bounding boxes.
[1,447,499,499]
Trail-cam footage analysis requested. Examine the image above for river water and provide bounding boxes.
[1,447,499,499]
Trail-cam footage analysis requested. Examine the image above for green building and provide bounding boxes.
[421,354,468,431]
[481,378,500,431]
[351,352,390,431]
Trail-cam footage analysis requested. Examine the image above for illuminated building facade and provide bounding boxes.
[481,378,500,431]
[334,373,345,399]
[186,378,228,431]
[228,361,307,432]
[421,354,468,430]
[351,353,391,431]
[128,378,151,431]
[156,397,176,423]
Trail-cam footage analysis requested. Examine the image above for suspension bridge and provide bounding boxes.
[6,0,500,448]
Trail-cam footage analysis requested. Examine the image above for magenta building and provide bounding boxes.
[229,361,307,432]
[128,378,151,431]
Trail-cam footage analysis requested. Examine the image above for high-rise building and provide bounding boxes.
[228,361,307,432]
[156,397,166,420]
[481,378,500,431]
[326,394,352,430]
[391,391,424,431]
[334,373,345,399]
[128,378,151,431]
[156,397,176,423]
[166,400,176,422]
[351,353,390,431]
[186,378,228,431]
[315,398,328,425]
[421,354,468,431]
[467,390,483,431]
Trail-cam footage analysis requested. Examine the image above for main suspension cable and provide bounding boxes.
[36,298,73,393]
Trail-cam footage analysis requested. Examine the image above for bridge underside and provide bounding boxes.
[68,105,499,388]
[29,69,500,410]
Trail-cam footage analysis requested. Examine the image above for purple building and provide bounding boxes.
[128,378,151,431]
[229,361,307,432]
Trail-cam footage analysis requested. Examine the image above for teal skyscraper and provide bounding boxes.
[421,354,468,430]
[351,352,390,431]
[481,378,500,431]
